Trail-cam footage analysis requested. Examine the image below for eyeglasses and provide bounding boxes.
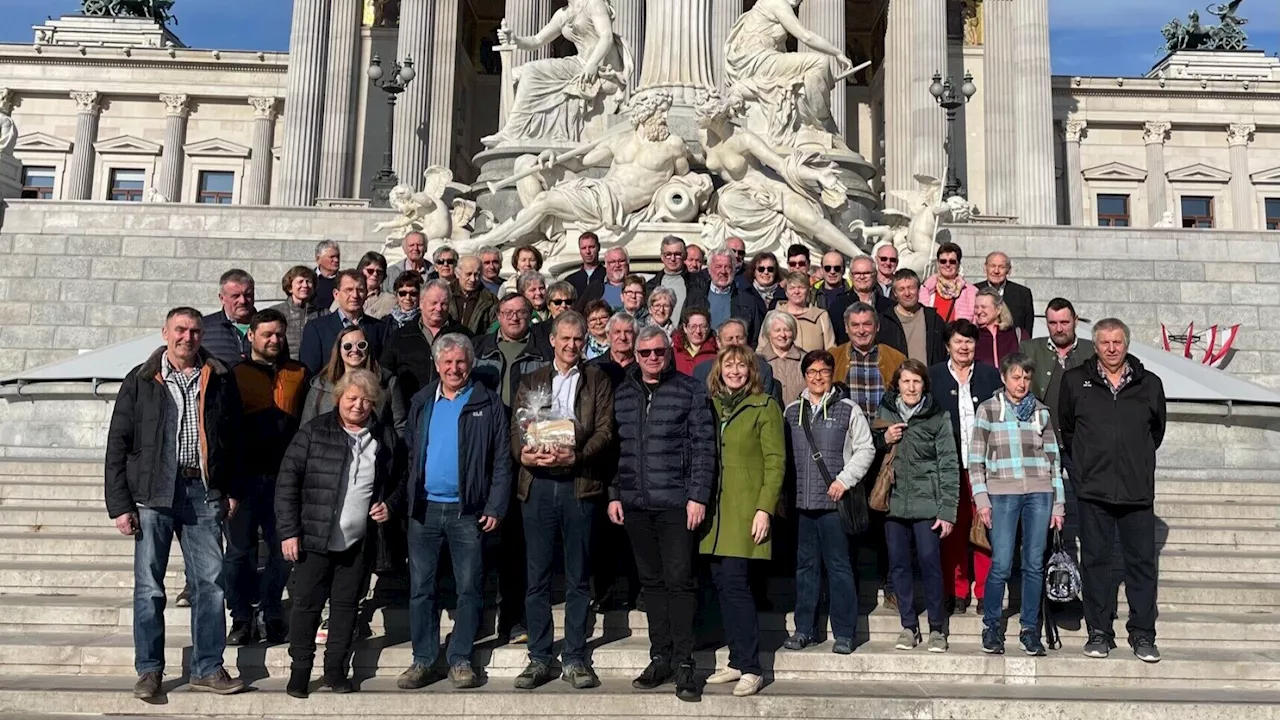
[729,248,745,258]
[588,316,609,324]
[397,289,419,297]
[499,310,531,319]
[637,347,668,359]
[661,252,685,259]
[937,258,959,266]
[756,265,777,275]
[549,298,571,306]
[822,265,844,272]
[877,257,898,265]
[363,267,385,276]
[622,289,645,297]
[851,271,873,278]
[341,341,369,353]
[437,258,457,266]
[805,368,833,378]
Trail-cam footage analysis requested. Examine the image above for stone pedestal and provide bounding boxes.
[32,15,183,49]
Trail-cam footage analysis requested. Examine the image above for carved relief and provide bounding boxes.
[1142,121,1171,145]
[71,90,102,114]
[1064,119,1088,143]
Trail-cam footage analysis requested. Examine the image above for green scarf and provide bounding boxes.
[718,389,749,417]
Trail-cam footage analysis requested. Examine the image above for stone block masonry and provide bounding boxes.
[949,225,1280,388]
[0,200,389,372]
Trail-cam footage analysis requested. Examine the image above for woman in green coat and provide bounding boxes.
[701,345,786,698]
[874,358,959,655]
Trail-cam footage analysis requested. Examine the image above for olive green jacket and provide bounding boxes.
[872,391,960,524]
[700,393,787,560]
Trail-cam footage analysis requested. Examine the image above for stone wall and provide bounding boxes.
[0,200,386,373]
[949,224,1280,388]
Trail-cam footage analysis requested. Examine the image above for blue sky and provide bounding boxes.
[1,0,1277,78]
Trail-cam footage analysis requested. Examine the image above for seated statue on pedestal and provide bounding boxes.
[724,0,858,148]
[483,0,633,148]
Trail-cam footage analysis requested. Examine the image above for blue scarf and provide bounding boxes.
[1010,392,1037,423]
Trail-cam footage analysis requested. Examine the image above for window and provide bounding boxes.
[1267,198,1280,231]
[108,169,145,202]
[197,171,234,204]
[1181,196,1214,228]
[1096,194,1130,227]
[19,166,55,199]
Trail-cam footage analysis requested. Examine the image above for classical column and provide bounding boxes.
[318,0,362,199]
[1011,0,1056,224]
[1144,121,1171,225]
[244,97,278,206]
[277,0,331,206]
[637,0,715,105]
[710,0,743,90]
[425,0,461,169]
[1063,119,1087,226]
[882,0,912,207]
[613,0,647,88]
[983,0,1017,217]
[799,0,846,137]
[64,91,101,201]
[394,0,435,186]
[910,0,947,183]
[500,0,554,118]
[157,93,189,202]
[1227,122,1256,230]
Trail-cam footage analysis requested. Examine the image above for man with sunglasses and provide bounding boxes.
[432,246,459,282]
[725,237,751,291]
[299,269,388,374]
[874,243,900,298]
[644,236,709,322]
[814,251,857,345]
[786,244,813,279]
[610,325,716,702]
[383,232,432,292]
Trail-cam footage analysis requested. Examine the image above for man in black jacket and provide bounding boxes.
[104,307,245,699]
[610,325,716,702]
[878,269,947,365]
[564,232,605,299]
[1058,318,1166,664]
[380,278,470,403]
[644,236,710,321]
[201,269,256,366]
[396,334,512,691]
[695,249,763,342]
[975,251,1035,339]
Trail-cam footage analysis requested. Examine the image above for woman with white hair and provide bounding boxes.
[647,287,678,337]
[973,288,1022,368]
[517,271,550,324]
[760,309,805,403]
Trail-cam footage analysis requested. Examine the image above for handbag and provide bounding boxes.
[800,406,868,536]
[868,419,898,513]
[969,509,991,551]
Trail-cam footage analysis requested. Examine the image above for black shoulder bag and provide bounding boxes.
[800,405,869,536]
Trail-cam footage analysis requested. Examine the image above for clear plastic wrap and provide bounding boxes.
[515,386,577,452]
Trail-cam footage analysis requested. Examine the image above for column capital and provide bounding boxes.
[1064,118,1087,143]
[0,88,13,115]
[159,93,190,118]
[1226,122,1255,147]
[248,96,278,120]
[1142,121,1171,145]
[70,90,101,115]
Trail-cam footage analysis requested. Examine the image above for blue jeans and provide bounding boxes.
[794,510,857,640]
[408,501,485,667]
[222,475,287,623]
[983,492,1053,635]
[134,476,227,678]
[524,479,597,665]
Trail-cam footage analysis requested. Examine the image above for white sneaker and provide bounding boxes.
[732,673,763,697]
[706,667,742,685]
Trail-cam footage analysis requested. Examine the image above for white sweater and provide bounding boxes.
[329,427,378,552]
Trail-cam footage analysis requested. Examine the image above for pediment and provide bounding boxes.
[1082,162,1146,182]
[15,132,72,153]
[93,135,162,155]
[1251,166,1280,184]
[183,137,251,158]
[1167,162,1231,183]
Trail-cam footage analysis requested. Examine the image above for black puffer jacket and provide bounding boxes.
[200,311,250,367]
[380,319,473,404]
[611,365,717,510]
[275,412,407,553]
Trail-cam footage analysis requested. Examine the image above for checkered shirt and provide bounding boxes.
[845,345,884,418]
[162,354,202,469]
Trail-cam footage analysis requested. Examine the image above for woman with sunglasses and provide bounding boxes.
[920,243,976,324]
[546,281,578,321]
[760,270,835,355]
[621,275,650,324]
[387,271,424,333]
[301,325,405,433]
[330,252,396,320]
[747,252,786,317]
[701,344,785,697]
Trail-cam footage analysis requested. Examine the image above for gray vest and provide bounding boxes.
[785,395,858,512]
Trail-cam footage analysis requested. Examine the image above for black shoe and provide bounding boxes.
[1083,631,1114,658]
[955,596,971,615]
[1020,630,1047,657]
[324,672,353,693]
[133,671,162,700]
[981,628,1005,655]
[353,619,373,641]
[507,624,529,644]
[674,662,700,702]
[782,632,817,651]
[1130,636,1161,663]
[175,588,191,608]
[286,667,310,699]
[561,662,601,690]
[264,619,288,645]
[832,637,855,655]
[514,660,554,690]
[595,595,632,613]
[975,598,984,615]
[226,620,256,646]
[632,658,673,690]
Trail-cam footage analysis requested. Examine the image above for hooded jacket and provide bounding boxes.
[872,390,959,523]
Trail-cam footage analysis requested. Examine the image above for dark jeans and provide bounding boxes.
[624,508,696,664]
[408,501,485,668]
[134,476,227,678]
[885,517,945,632]
[524,479,597,665]
[709,557,761,676]
[795,509,857,640]
[984,493,1053,634]
[496,499,526,634]
[594,503,639,605]
[288,538,372,674]
[222,474,287,623]
[1078,498,1158,642]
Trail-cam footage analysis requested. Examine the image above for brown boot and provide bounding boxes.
[190,668,245,695]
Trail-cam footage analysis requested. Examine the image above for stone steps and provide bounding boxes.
[4,675,1280,719]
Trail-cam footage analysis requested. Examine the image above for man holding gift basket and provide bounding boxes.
[509,311,615,690]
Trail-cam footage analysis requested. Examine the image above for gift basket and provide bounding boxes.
[514,386,577,453]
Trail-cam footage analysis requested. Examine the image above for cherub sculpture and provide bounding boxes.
[851,175,965,277]
[372,166,457,246]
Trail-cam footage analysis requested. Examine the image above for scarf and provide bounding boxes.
[895,395,923,422]
[390,306,419,327]
[718,388,749,417]
[753,281,777,306]
[934,274,965,300]
[1009,392,1037,423]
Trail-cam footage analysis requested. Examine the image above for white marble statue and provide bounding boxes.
[0,110,16,157]
[450,199,495,244]
[484,0,633,148]
[723,0,857,147]
[695,90,865,260]
[372,167,457,247]
[458,91,691,252]
[851,175,964,277]
[144,187,169,203]
[1153,210,1176,228]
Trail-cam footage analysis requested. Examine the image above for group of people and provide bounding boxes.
[104,231,1168,703]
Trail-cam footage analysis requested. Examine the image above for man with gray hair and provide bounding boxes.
[478,246,505,296]
[383,231,432,292]
[380,278,470,402]
[1058,318,1166,664]
[645,235,709,321]
[397,333,512,690]
[699,248,761,340]
[202,269,257,366]
[692,318,779,403]
[313,240,341,308]
[579,246,631,310]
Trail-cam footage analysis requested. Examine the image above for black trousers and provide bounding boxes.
[594,502,639,605]
[710,557,761,676]
[288,538,372,675]
[624,508,696,665]
[1078,498,1158,642]
[496,498,527,635]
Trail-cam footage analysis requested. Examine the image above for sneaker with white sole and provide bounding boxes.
[927,630,949,653]
[894,627,921,650]
[732,673,763,697]
[1130,636,1161,663]
[706,667,742,685]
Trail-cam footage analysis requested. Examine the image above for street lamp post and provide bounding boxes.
[929,70,977,199]
[367,54,416,207]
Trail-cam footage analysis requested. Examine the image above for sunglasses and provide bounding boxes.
[637,347,668,359]
[877,257,899,265]
[756,265,777,274]
[823,265,844,272]
[549,298,571,306]
[937,259,959,266]
[788,260,809,267]
[436,258,457,266]
[397,289,419,297]
[341,341,369,353]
